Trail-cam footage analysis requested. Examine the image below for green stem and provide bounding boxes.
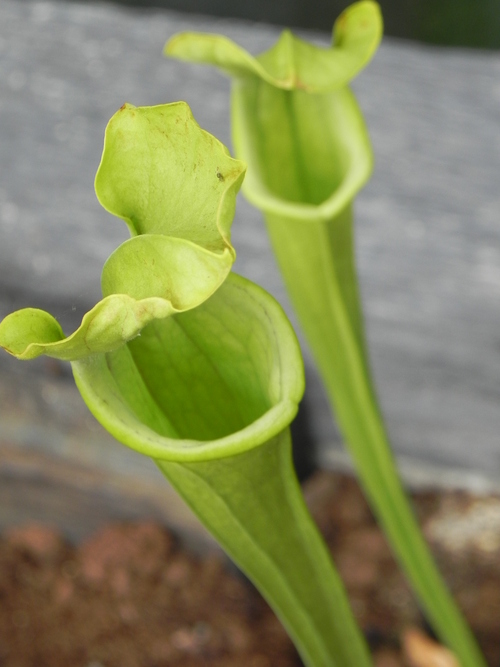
[264,206,486,667]
[156,429,372,667]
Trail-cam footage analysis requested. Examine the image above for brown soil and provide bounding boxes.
[0,470,499,667]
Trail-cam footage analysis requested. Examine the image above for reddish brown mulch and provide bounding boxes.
[0,471,499,667]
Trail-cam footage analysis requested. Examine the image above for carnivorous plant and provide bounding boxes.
[0,102,373,667]
[165,2,486,665]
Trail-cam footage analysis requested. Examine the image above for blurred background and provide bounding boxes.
[0,0,500,541]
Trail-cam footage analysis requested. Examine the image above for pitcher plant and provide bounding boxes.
[165,3,486,665]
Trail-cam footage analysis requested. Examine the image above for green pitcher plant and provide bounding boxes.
[0,102,374,667]
[165,3,486,665]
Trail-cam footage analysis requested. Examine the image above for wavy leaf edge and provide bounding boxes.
[164,1,383,92]
[0,101,245,361]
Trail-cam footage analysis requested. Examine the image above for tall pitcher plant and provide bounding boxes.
[166,2,486,665]
[0,102,374,667]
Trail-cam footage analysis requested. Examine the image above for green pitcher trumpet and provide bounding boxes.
[165,3,486,665]
[0,102,372,667]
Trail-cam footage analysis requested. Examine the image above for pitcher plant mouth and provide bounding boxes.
[231,82,373,221]
[72,273,305,463]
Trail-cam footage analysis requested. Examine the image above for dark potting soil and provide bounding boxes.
[0,471,499,667]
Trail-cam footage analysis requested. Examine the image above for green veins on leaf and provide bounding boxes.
[0,102,245,361]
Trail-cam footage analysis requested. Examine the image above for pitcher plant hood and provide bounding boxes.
[165,1,382,93]
[0,102,246,361]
